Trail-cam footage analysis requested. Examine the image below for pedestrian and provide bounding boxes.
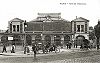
[27,45,30,54]
[32,44,37,59]
[24,45,27,54]
[2,44,7,53]
[75,41,77,48]
[75,43,77,48]
[44,45,48,54]
[11,44,15,53]
[69,42,72,49]
[66,43,69,49]
[45,44,49,53]
[53,44,57,53]
[73,42,75,48]
[42,45,45,54]
[80,44,83,49]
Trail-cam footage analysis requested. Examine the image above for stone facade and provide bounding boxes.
[1,13,89,46]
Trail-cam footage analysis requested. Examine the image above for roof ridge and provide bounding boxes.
[10,18,24,22]
[72,17,89,22]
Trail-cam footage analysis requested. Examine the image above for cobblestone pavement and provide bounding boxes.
[46,55,100,63]
[0,54,100,63]
[0,50,100,63]
[0,45,100,63]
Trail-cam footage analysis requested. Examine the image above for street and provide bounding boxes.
[0,50,100,63]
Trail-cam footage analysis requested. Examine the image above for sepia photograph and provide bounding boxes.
[0,0,100,63]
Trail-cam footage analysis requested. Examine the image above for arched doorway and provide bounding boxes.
[76,35,85,46]
[26,35,32,45]
[64,35,70,45]
[35,35,42,44]
[54,35,61,46]
[44,35,51,45]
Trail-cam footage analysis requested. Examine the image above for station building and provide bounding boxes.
[1,13,89,46]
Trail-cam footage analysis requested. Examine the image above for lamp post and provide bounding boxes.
[23,20,27,54]
[24,20,27,47]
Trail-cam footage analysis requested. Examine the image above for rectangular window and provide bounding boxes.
[85,22,87,33]
[81,25,84,32]
[74,22,76,32]
[13,25,16,32]
[77,25,80,32]
[10,24,12,33]
[17,25,19,32]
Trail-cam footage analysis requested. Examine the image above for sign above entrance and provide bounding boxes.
[8,37,13,40]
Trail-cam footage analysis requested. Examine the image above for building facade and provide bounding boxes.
[1,13,89,46]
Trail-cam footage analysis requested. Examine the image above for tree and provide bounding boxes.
[1,35,8,46]
[94,21,100,50]
[89,26,95,40]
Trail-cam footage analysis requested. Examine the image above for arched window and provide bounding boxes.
[54,35,61,46]
[45,35,51,45]
[76,35,85,45]
[35,35,42,44]
[64,35,70,45]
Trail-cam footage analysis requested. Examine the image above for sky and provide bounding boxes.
[0,0,100,30]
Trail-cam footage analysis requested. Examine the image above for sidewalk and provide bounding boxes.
[0,46,98,57]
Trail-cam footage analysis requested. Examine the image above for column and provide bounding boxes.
[41,35,45,44]
[0,35,3,42]
[23,34,26,47]
[51,35,54,44]
[61,35,64,46]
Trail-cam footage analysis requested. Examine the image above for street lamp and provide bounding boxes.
[24,20,27,47]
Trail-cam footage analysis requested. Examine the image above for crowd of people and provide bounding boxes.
[1,39,94,55]
[23,44,58,54]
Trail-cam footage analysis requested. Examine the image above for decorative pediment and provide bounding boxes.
[10,18,24,22]
[72,17,89,22]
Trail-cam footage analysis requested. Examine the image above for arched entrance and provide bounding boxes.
[64,35,70,45]
[26,35,32,45]
[76,35,85,46]
[35,35,42,44]
[44,35,51,45]
[54,35,61,46]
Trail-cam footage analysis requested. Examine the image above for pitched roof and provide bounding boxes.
[25,21,71,32]
[30,13,69,22]
[72,17,89,22]
[9,18,24,22]
[26,13,71,31]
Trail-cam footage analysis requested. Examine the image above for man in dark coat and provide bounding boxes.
[66,43,69,49]
[32,44,37,59]
[2,45,7,53]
